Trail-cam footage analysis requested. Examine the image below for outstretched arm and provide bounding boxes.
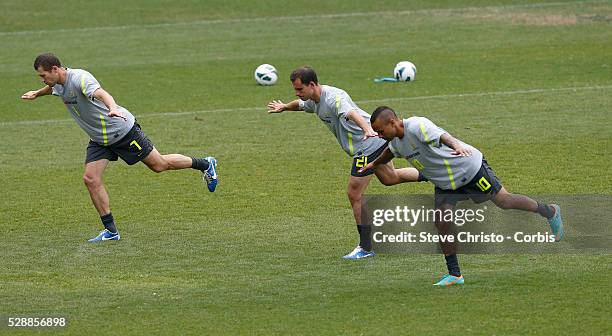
[358,147,394,173]
[93,88,126,120]
[21,86,52,100]
[345,110,378,140]
[267,99,302,113]
[440,133,472,156]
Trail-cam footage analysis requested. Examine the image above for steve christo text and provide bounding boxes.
[373,231,556,244]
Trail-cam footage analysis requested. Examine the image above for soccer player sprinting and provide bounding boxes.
[267,67,426,259]
[359,106,564,286]
[21,53,219,242]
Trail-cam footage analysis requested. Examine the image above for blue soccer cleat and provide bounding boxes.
[433,274,465,287]
[342,246,376,259]
[203,156,218,192]
[88,229,120,242]
[547,204,564,242]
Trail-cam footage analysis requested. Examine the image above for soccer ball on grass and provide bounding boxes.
[254,64,278,86]
[393,61,417,82]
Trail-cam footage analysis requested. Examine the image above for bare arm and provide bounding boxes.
[21,86,53,100]
[440,133,472,156]
[346,110,378,140]
[92,88,126,120]
[267,99,302,113]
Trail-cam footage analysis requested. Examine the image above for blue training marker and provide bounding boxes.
[374,77,399,82]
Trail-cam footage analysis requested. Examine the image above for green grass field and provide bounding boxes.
[1,0,611,334]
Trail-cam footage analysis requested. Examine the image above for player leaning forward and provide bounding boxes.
[360,106,564,286]
[267,66,426,259]
[21,53,219,242]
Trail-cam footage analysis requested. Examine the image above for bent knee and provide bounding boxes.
[149,163,167,173]
[493,195,513,209]
[145,159,169,173]
[83,174,101,187]
[379,176,399,186]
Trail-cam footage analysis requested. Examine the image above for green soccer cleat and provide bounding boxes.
[547,204,564,242]
[433,274,464,287]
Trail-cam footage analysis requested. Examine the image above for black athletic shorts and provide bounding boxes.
[434,159,502,208]
[350,143,388,177]
[85,122,155,165]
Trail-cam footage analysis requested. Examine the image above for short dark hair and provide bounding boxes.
[290,66,318,85]
[371,106,397,125]
[34,53,61,71]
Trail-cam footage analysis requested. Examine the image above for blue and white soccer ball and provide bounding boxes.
[394,61,417,82]
[254,64,278,86]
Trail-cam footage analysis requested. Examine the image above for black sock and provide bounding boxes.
[191,157,210,171]
[101,213,117,233]
[445,254,461,277]
[417,172,428,182]
[537,202,554,219]
[357,225,372,251]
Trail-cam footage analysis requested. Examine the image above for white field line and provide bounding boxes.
[0,0,605,36]
[3,84,611,127]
